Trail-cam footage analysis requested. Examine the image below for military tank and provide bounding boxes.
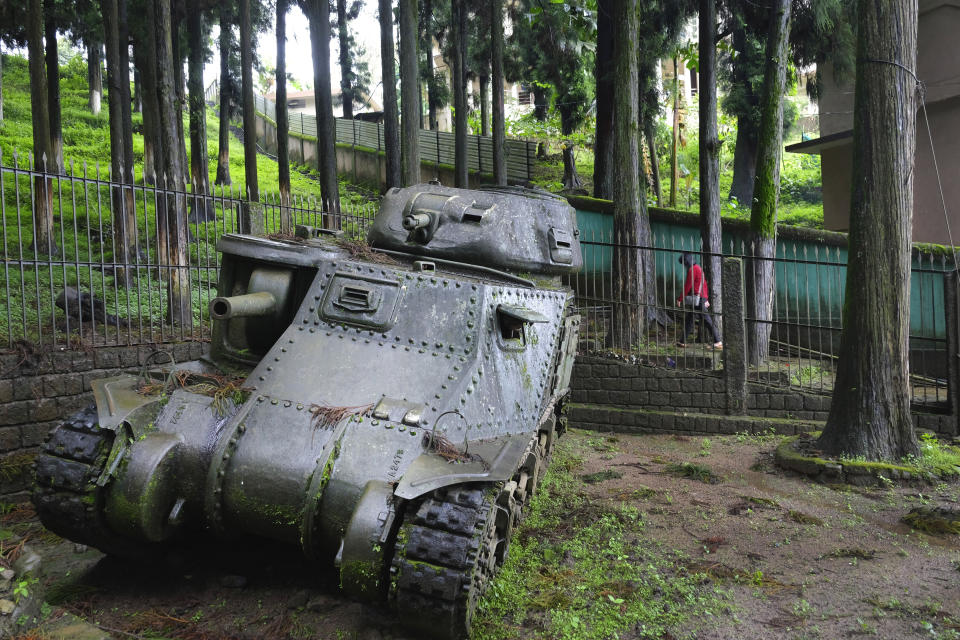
[33,184,581,638]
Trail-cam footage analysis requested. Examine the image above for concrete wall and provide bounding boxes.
[0,342,206,503]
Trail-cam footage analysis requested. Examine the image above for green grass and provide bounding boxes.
[475,435,731,640]
[0,52,378,345]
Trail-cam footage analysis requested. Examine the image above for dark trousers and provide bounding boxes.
[684,301,721,343]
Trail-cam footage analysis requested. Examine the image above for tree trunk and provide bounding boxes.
[276,0,292,227]
[135,42,161,184]
[187,8,212,222]
[479,74,489,137]
[424,0,438,131]
[745,0,791,366]
[118,0,137,250]
[44,14,64,174]
[699,0,722,334]
[172,10,188,185]
[491,0,505,186]
[561,144,583,192]
[729,122,758,205]
[451,0,467,187]
[645,120,662,207]
[28,0,56,256]
[240,0,259,202]
[533,85,548,121]
[215,4,232,186]
[154,0,191,328]
[669,57,679,208]
[0,52,4,122]
[610,0,656,349]
[380,0,401,189]
[336,0,354,120]
[728,23,757,206]
[133,68,141,112]
[87,41,102,115]
[309,0,341,218]
[399,0,420,186]
[592,0,614,199]
[817,0,919,461]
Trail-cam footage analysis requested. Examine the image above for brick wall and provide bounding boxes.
[0,342,206,503]
[569,356,955,437]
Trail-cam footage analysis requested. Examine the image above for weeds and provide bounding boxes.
[665,462,722,484]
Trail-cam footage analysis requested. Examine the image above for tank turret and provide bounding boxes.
[33,184,582,638]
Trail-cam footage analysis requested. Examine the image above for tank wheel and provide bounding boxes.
[390,483,504,639]
[32,405,137,555]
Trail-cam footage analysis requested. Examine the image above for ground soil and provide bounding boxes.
[7,430,960,640]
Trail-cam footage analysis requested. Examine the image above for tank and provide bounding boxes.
[32,184,581,638]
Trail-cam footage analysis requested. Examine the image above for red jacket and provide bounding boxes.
[682,264,709,300]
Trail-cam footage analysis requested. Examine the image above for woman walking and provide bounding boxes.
[676,252,722,349]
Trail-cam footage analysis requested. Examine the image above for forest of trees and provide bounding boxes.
[0,0,922,461]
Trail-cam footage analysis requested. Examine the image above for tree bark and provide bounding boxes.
[645,120,661,207]
[336,0,354,120]
[699,0,722,333]
[491,0,505,185]
[28,0,56,256]
[380,0,401,189]
[399,0,420,186]
[118,0,134,186]
[450,0,467,187]
[729,122,758,205]
[817,0,919,460]
[746,0,791,366]
[1,52,4,122]
[424,0,438,131]
[309,0,341,218]
[610,0,657,349]
[479,74,489,137]
[172,8,188,185]
[276,0,292,226]
[135,41,162,184]
[215,3,232,186]
[133,68,141,112]
[154,0,191,328]
[533,85,548,121]
[592,0,614,200]
[240,0,259,202]
[87,42,103,116]
[187,8,212,222]
[44,14,63,174]
[669,57,680,208]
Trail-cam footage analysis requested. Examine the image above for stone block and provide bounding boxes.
[629,391,649,405]
[783,395,804,411]
[71,354,94,371]
[711,394,726,410]
[59,394,93,416]
[0,380,12,403]
[0,401,30,426]
[589,390,609,404]
[570,389,587,403]
[93,349,120,369]
[13,379,43,402]
[649,392,671,407]
[660,413,675,430]
[631,377,646,391]
[660,379,681,392]
[680,378,702,393]
[692,393,710,407]
[31,398,59,422]
[0,427,20,452]
[118,348,140,367]
[51,352,73,371]
[768,395,785,410]
[21,422,54,447]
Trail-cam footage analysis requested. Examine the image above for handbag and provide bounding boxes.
[683,294,701,308]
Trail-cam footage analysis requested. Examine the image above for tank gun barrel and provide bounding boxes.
[402,212,432,231]
[209,291,277,320]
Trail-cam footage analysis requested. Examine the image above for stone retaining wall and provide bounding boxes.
[569,355,954,436]
[0,342,205,503]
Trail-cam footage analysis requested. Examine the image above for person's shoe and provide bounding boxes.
[710,342,723,350]
[675,342,687,348]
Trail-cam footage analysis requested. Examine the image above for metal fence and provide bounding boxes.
[566,227,951,408]
[1,154,950,406]
[206,85,539,183]
[0,153,376,351]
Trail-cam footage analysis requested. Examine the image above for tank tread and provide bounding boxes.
[390,485,497,639]
[32,405,128,552]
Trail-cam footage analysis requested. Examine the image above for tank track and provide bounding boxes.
[389,416,559,639]
[32,405,131,553]
[389,483,500,639]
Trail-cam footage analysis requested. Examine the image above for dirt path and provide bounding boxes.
[8,430,960,639]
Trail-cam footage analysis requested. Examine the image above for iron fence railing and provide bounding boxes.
[1,153,951,405]
[566,227,951,408]
[0,154,376,351]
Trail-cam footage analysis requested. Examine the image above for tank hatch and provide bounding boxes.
[366,184,582,275]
